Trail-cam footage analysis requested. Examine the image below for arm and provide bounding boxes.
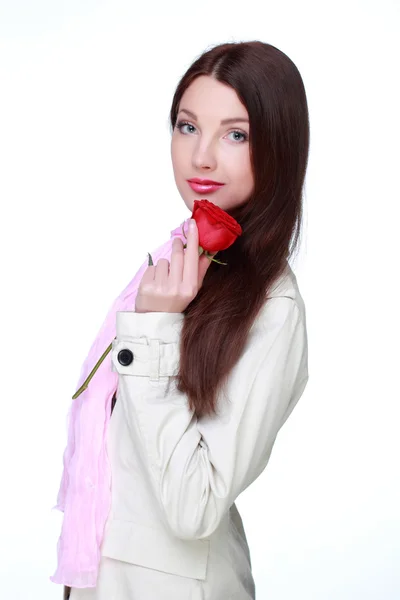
[111,296,308,541]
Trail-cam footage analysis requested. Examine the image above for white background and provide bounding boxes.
[0,1,399,598]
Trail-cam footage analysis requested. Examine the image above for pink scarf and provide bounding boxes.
[50,216,191,588]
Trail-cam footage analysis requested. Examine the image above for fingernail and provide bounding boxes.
[190,219,196,229]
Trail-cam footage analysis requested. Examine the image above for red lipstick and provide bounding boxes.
[187,178,225,194]
[188,178,224,185]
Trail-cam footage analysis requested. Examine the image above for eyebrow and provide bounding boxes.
[178,108,249,125]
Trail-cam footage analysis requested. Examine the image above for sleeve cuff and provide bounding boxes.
[116,311,184,343]
[112,311,185,380]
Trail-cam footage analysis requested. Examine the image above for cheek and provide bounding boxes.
[231,154,253,185]
[170,141,177,164]
[171,140,186,172]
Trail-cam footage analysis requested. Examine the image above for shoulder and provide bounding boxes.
[255,262,307,330]
[266,262,302,301]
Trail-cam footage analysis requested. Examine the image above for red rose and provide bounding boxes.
[72,201,243,399]
[148,200,242,268]
[191,199,242,254]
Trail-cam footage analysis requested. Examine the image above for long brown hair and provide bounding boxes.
[169,41,309,419]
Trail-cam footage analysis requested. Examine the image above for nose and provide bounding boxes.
[191,138,218,171]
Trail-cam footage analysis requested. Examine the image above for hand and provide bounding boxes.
[135,220,214,314]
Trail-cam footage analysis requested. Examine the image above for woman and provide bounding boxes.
[53,40,310,599]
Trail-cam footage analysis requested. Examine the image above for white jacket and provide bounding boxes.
[99,263,309,599]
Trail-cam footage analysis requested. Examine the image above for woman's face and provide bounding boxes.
[171,75,254,214]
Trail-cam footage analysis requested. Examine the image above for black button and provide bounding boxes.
[117,349,133,366]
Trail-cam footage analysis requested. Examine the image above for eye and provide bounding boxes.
[175,120,196,134]
[175,120,248,143]
[227,131,248,143]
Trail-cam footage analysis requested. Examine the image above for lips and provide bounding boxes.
[188,178,224,185]
[188,182,223,194]
[187,178,225,194]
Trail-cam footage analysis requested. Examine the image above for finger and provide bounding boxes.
[154,258,170,283]
[140,253,157,283]
[140,264,156,283]
[169,237,184,285]
[182,219,199,288]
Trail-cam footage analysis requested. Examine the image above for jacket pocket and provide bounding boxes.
[101,518,210,580]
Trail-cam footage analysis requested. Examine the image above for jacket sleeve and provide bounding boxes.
[110,296,309,541]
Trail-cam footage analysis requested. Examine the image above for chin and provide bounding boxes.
[180,198,193,212]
